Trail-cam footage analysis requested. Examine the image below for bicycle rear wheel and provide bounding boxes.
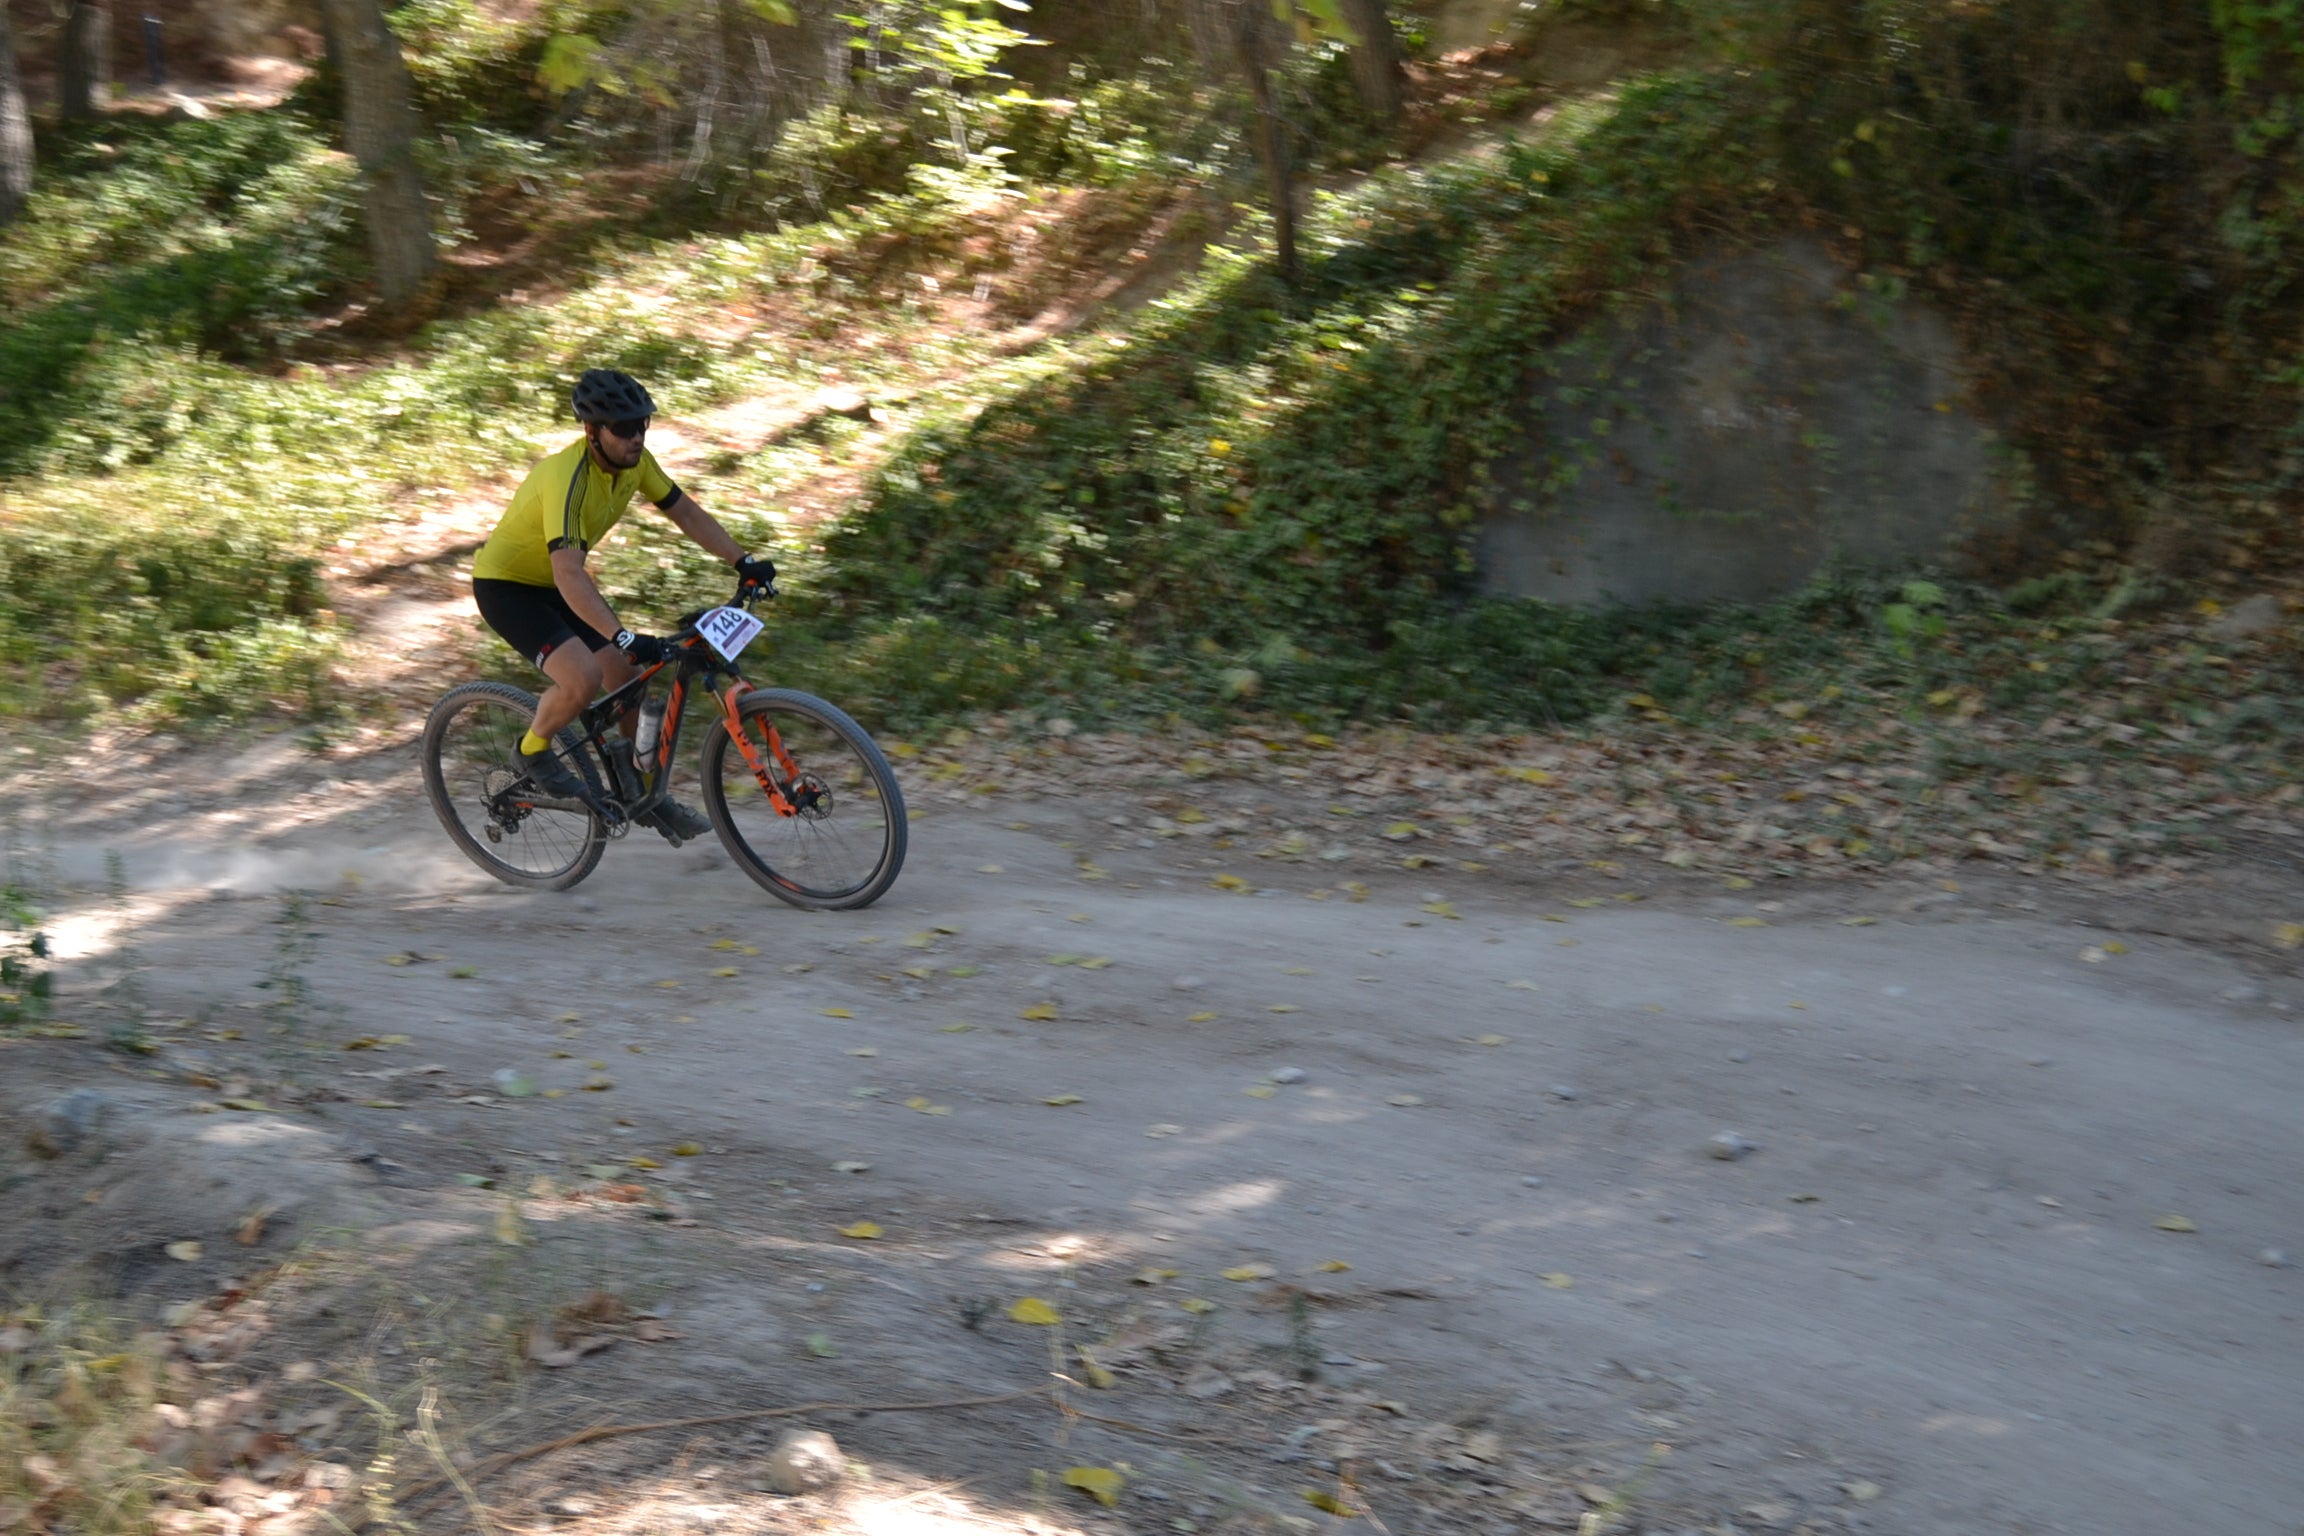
[421,681,607,891]
[699,688,907,910]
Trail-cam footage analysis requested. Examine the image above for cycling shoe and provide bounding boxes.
[641,797,714,846]
[517,743,589,801]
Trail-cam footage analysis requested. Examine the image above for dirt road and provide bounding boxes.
[19,732,2304,1536]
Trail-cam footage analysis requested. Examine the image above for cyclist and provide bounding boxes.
[470,368,776,844]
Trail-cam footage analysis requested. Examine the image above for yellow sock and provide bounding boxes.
[519,730,551,756]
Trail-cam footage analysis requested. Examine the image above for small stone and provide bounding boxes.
[29,1089,113,1158]
[2219,984,2265,1004]
[1546,1084,1579,1101]
[1173,975,1207,992]
[1269,1066,1308,1085]
[763,1429,844,1494]
[1707,1132,1756,1161]
[1844,1479,1884,1504]
[1728,1050,1752,1063]
[1521,1176,1545,1188]
[2259,1248,2290,1268]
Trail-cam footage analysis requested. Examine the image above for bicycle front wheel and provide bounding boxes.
[421,680,608,891]
[700,688,908,910]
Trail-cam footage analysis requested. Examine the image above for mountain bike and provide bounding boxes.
[419,578,907,908]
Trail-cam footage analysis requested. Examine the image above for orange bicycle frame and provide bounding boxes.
[715,680,804,817]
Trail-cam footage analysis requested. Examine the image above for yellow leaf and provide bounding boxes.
[1569,897,1606,908]
[494,1198,528,1247]
[711,938,740,950]
[1473,1033,1510,1046]
[1840,915,1878,926]
[1303,1490,1354,1517]
[1245,1085,1277,1099]
[822,1007,853,1019]
[2275,922,2304,950]
[1178,1296,1215,1314]
[655,979,681,990]
[2103,940,2129,954]
[1222,1263,1275,1282]
[1176,807,1209,824]
[1079,956,1113,970]
[1063,1466,1125,1507]
[1008,1296,1061,1325]
[1507,766,1555,784]
[1268,1003,1300,1013]
[1726,916,1768,928]
[1131,1267,1178,1285]
[711,966,739,978]
[1383,821,1419,839]
[1187,1011,1218,1023]
[1540,1272,1574,1289]
[904,1096,933,1110]
[628,1155,662,1170]
[2153,1214,2198,1233]
[1042,1093,1084,1106]
[672,1142,702,1157]
[1020,1002,1059,1021]
[1208,438,1232,456]
[839,1221,884,1240]
[847,1046,878,1057]
[1724,875,1755,890]
[1076,861,1109,881]
[940,1022,975,1033]
[1210,873,1251,891]
[165,1240,203,1262]
[1505,979,1539,990]
[1076,1347,1118,1389]
[1422,901,1459,919]
[1318,1259,1352,1272]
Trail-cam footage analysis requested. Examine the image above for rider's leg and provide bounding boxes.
[531,641,604,741]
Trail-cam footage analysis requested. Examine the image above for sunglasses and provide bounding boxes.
[601,417,650,440]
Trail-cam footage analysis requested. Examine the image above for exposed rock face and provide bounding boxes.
[1478,239,2009,608]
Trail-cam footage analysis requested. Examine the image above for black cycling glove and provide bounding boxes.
[734,553,778,590]
[614,628,668,665]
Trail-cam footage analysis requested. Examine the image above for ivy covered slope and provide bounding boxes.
[817,75,1760,725]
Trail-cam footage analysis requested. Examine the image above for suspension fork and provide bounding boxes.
[718,681,803,817]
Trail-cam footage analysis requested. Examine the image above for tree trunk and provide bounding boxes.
[316,0,436,309]
[1338,0,1401,126]
[60,1,111,122]
[1232,7,1297,286]
[0,0,31,227]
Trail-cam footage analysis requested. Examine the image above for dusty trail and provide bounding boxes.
[21,737,2304,1536]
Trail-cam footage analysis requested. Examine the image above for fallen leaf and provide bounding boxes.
[711,966,739,978]
[1303,1490,1354,1517]
[711,938,741,951]
[1268,1003,1300,1014]
[2153,1214,2198,1233]
[1244,1085,1277,1098]
[1146,1123,1182,1138]
[831,1160,871,1174]
[1222,1263,1275,1282]
[165,1241,203,1262]
[1473,1033,1511,1046]
[494,1199,528,1246]
[822,1007,854,1019]
[235,1210,269,1246]
[1019,1002,1059,1021]
[1075,1346,1117,1389]
[940,1022,976,1033]
[1008,1296,1061,1325]
[1063,1466,1124,1507]
[628,1155,663,1170]
[838,1221,884,1240]
[948,964,981,978]
[1178,1296,1215,1314]
[906,931,937,949]
[2275,922,2304,950]
[1131,1267,1178,1285]
[1540,1272,1574,1289]
[977,863,1005,874]
[1187,1011,1218,1023]
[1210,873,1251,892]
[1726,916,1768,928]
[805,1332,837,1358]
[672,1142,702,1157]
[449,965,478,979]
[847,1046,879,1057]
[1318,1259,1351,1272]
[1788,1192,1823,1204]
[1042,1093,1084,1106]
[1505,979,1539,990]
[1840,915,1879,926]
[1079,956,1113,970]
[1386,1094,1425,1107]
[1422,901,1459,919]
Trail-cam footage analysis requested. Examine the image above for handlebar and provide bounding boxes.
[669,574,776,648]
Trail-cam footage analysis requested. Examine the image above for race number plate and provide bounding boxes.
[695,606,765,662]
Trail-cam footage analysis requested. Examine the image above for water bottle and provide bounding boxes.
[634,697,666,761]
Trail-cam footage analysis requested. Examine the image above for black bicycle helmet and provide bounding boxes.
[571,368,657,424]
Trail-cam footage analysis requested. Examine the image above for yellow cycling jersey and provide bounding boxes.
[471,439,680,587]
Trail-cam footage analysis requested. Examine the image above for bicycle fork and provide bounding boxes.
[717,683,808,817]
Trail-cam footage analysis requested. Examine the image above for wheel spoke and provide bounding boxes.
[427,689,600,886]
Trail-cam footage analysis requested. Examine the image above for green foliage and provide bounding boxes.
[0,886,51,1027]
[812,74,1758,720]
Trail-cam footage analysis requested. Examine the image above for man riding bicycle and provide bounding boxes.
[471,368,775,844]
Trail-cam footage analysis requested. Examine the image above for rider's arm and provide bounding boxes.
[549,545,627,642]
[659,489,746,569]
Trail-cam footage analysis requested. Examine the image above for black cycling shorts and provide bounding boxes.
[473,578,610,669]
